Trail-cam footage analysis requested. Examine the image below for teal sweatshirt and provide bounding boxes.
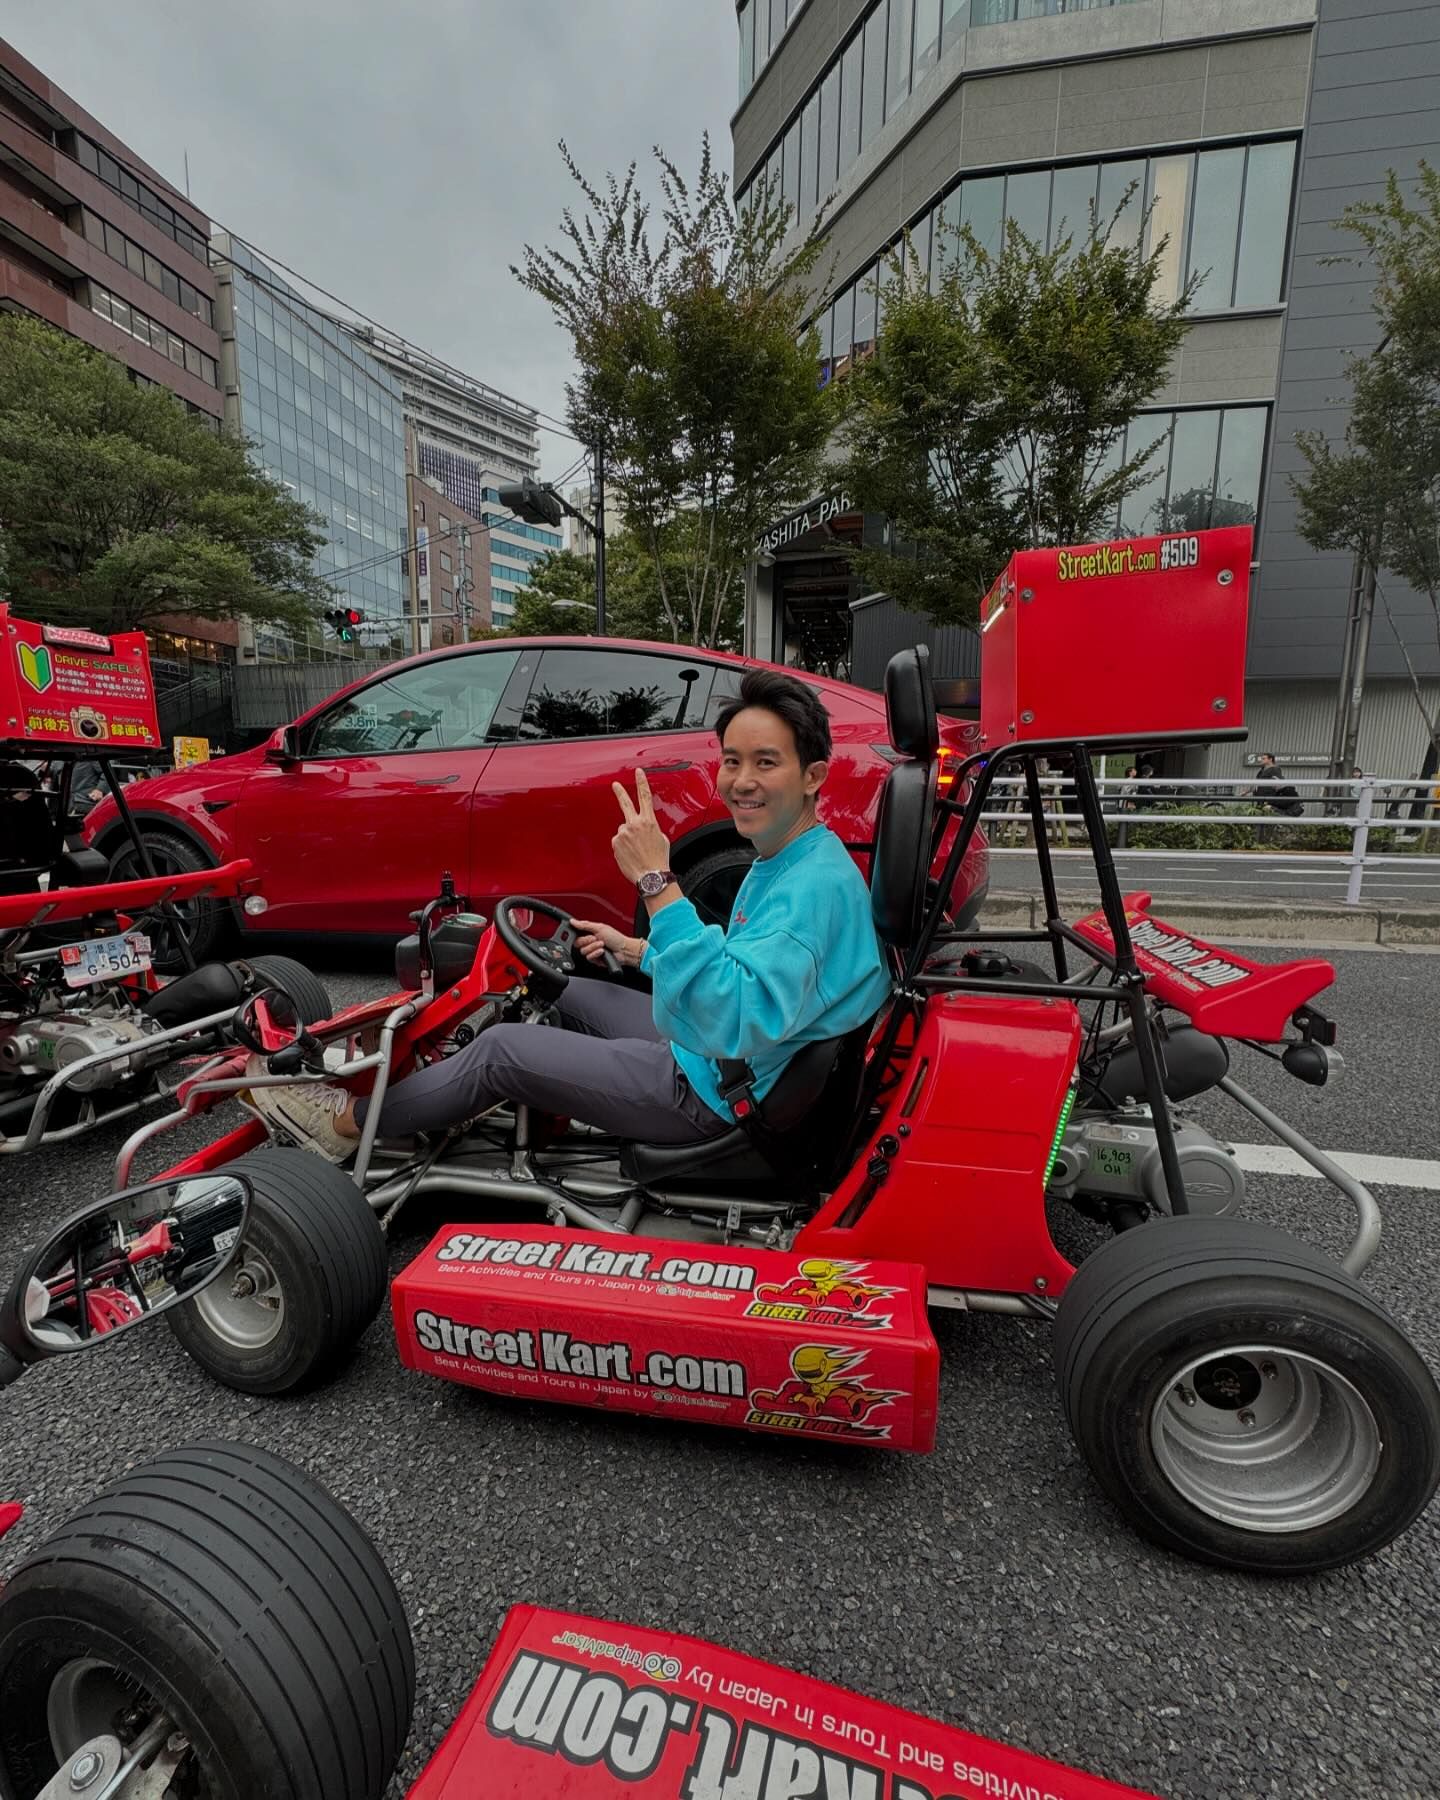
[640,824,893,1122]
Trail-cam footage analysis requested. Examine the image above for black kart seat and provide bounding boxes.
[621,1018,875,1192]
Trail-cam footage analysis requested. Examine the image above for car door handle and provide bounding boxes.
[644,761,691,772]
[413,774,460,785]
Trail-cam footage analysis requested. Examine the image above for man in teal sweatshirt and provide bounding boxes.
[246,668,893,1158]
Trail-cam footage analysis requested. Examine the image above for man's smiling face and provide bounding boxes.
[716,705,826,857]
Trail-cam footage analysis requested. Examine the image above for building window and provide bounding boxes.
[89,282,218,386]
[810,140,1297,371]
[1110,405,1269,538]
[440,551,453,573]
[69,132,208,263]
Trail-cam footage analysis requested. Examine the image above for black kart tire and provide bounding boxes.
[107,828,231,968]
[1054,1216,1440,1573]
[168,1147,386,1395]
[0,1440,412,1800]
[241,953,334,1026]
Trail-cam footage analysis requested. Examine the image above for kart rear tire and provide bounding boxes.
[0,1440,412,1800]
[107,827,231,969]
[241,953,334,1026]
[1054,1216,1440,1573]
[168,1147,386,1395]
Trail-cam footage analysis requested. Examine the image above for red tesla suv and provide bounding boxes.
[84,637,987,961]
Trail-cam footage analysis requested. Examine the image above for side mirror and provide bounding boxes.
[0,1174,252,1369]
[265,725,300,765]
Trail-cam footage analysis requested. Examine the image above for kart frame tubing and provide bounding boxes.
[2,1004,239,1154]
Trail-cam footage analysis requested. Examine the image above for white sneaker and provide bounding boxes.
[240,1058,356,1162]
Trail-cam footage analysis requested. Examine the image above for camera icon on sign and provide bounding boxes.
[70,705,109,742]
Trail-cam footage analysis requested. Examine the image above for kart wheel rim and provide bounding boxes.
[48,1657,201,1796]
[1151,1343,1382,1533]
[191,1243,284,1350]
[112,843,199,949]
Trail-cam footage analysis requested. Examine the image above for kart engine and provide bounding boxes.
[1048,1109,1246,1217]
[0,1007,161,1090]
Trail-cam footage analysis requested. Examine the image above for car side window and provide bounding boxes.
[301,651,520,757]
[506,649,718,742]
[701,666,744,727]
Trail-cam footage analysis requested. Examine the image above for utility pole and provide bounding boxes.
[592,442,608,637]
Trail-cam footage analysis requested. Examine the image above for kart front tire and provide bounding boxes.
[168,1147,386,1395]
[241,953,334,1026]
[0,1440,413,1800]
[1054,1216,1440,1574]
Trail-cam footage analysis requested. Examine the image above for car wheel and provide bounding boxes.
[673,844,756,932]
[0,1440,413,1800]
[1054,1216,1440,1573]
[240,954,334,1026]
[106,828,231,970]
[168,1147,387,1395]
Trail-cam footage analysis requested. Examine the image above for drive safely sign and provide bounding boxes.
[392,1226,940,1451]
[408,1605,1160,1798]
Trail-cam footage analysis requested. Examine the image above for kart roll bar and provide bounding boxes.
[857,741,1194,1214]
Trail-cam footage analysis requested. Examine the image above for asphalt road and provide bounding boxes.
[991,846,1440,907]
[2,941,1438,1800]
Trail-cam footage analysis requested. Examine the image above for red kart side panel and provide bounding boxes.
[393,1227,939,1452]
[1074,894,1333,1043]
[979,525,1251,750]
[409,1604,1160,1799]
[160,1117,268,1174]
[0,606,161,750]
[0,859,254,932]
[0,1504,21,1540]
[799,994,1080,1298]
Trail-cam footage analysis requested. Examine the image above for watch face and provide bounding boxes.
[638,871,670,897]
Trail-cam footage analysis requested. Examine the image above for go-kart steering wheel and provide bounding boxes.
[493,897,622,999]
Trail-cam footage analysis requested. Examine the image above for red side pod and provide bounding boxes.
[800,993,1081,1298]
[392,1227,940,1453]
[409,1604,1162,1799]
[0,1503,21,1540]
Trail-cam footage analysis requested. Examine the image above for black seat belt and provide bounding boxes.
[716,1058,759,1122]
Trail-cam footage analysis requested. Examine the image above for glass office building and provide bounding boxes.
[213,232,408,640]
[732,0,1440,778]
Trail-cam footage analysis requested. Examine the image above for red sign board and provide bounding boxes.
[0,604,160,750]
[978,526,1252,751]
[410,1605,1161,1799]
[393,1226,940,1453]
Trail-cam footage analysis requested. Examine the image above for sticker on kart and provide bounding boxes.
[410,1604,1161,1799]
[392,1228,940,1451]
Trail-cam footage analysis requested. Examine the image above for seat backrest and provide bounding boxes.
[870,758,936,948]
[885,645,939,760]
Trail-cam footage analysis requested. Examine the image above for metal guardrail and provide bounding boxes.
[981,775,1439,906]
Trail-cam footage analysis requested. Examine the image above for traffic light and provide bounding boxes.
[324,606,365,643]
[496,477,564,530]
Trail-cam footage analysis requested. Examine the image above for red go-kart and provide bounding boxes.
[119,625,1440,1580]
[0,1178,1165,1799]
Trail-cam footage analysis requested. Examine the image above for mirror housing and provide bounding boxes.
[265,725,300,765]
[0,1174,252,1371]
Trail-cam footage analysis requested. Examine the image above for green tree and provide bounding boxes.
[0,314,331,635]
[516,138,833,648]
[836,206,1195,626]
[509,525,745,648]
[1292,164,1440,765]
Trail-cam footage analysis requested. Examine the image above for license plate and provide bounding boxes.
[213,1225,240,1255]
[59,931,153,989]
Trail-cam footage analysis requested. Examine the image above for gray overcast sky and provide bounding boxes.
[5,0,737,481]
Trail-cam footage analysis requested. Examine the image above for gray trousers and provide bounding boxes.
[355,979,731,1144]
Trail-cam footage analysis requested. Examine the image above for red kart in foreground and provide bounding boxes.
[110,529,1440,1576]
[0,1180,1153,1798]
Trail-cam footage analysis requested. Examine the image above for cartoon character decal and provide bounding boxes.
[746,1258,899,1330]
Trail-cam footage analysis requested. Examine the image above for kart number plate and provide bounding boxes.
[212,1226,240,1255]
[59,932,153,989]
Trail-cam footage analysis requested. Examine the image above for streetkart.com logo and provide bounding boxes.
[744,1257,899,1331]
[745,1343,901,1440]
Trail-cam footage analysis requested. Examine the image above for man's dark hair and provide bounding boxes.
[715,668,832,767]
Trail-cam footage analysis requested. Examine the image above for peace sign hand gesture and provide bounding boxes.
[611,768,672,883]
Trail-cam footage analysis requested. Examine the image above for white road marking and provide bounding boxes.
[1232,1143,1440,1190]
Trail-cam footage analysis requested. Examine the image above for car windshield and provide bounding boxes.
[304,652,520,756]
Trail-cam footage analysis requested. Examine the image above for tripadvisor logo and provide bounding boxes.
[17,643,54,693]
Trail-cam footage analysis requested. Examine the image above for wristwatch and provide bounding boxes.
[635,869,676,898]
